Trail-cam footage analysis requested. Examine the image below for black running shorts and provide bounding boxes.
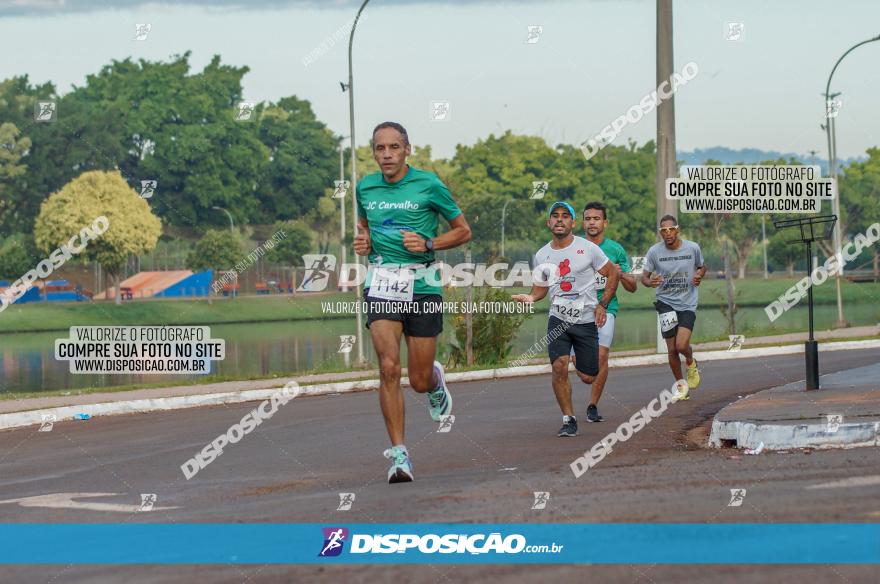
[365,292,443,338]
[547,315,599,376]
[654,300,697,339]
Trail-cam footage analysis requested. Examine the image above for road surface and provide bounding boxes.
[2,348,879,583]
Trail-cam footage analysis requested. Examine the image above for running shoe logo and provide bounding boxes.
[318,527,349,557]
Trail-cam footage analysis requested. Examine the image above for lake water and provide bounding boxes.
[0,303,876,394]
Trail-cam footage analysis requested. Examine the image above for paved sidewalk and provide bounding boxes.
[709,362,880,451]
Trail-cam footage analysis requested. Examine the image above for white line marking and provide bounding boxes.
[0,492,178,512]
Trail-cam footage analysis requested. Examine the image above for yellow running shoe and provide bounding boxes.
[687,358,701,390]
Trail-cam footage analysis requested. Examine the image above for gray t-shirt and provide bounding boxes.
[644,239,704,312]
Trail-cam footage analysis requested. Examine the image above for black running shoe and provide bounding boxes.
[586,404,604,423]
[557,415,578,437]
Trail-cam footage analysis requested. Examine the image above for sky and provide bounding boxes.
[1,0,878,160]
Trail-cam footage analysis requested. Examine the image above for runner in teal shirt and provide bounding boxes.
[578,201,638,422]
[353,121,472,484]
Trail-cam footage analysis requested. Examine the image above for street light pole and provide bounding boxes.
[347,0,371,367]
[823,33,880,328]
[761,214,768,279]
[338,136,349,292]
[211,206,234,232]
[655,0,677,354]
[501,199,512,258]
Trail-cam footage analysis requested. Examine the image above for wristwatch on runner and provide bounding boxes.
[425,238,434,251]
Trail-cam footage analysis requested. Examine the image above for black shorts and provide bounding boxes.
[547,315,599,376]
[365,291,443,338]
[654,300,697,339]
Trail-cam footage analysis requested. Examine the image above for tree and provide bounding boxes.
[0,233,37,279]
[186,229,245,273]
[253,98,338,223]
[556,140,657,257]
[451,132,560,258]
[838,147,880,276]
[721,214,762,278]
[0,123,31,229]
[70,54,271,227]
[34,170,162,303]
[264,220,314,267]
[304,196,340,255]
[767,226,804,276]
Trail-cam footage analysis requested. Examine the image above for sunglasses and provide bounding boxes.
[658,226,679,234]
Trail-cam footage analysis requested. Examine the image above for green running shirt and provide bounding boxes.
[356,166,462,295]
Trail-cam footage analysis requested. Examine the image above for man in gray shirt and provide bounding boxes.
[641,214,707,399]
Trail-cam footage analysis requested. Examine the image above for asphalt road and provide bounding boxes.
[2,348,879,583]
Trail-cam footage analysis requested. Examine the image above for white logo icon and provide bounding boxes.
[337,492,355,511]
[134,23,152,41]
[35,101,57,122]
[140,180,157,199]
[727,335,745,352]
[430,101,450,121]
[38,414,56,432]
[338,335,356,354]
[725,22,744,41]
[826,414,843,433]
[437,414,455,433]
[530,181,549,200]
[297,254,337,292]
[235,102,255,122]
[728,488,746,507]
[825,98,842,119]
[332,180,350,199]
[526,25,543,44]
[532,491,550,510]
[630,256,646,275]
[139,493,157,511]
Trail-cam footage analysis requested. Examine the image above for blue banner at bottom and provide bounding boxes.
[0,524,877,564]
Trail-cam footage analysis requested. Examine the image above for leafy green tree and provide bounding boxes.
[253,98,338,222]
[767,224,801,275]
[304,196,340,254]
[264,220,314,267]
[76,53,270,227]
[186,229,245,273]
[451,132,559,258]
[556,140,657,257]
[0,233,37,279]
[34,170,162,303]
[0,122,31,229]
[838,147,880,274]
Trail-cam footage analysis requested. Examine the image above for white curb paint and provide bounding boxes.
[709,419,880,451]
[2,339,879,431]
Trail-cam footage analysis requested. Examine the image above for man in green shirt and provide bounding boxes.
[575,201,637,422]
[354,121,472,484]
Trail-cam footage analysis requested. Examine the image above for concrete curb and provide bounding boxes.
[708,418,880,451]
[3,339,879,431]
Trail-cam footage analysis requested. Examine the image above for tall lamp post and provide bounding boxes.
[338,136,350,292]
[211,206,234,232]
[500,198,526,258]
[823,33,880,328]
[655,0,677,354]
[345,0,371,367]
